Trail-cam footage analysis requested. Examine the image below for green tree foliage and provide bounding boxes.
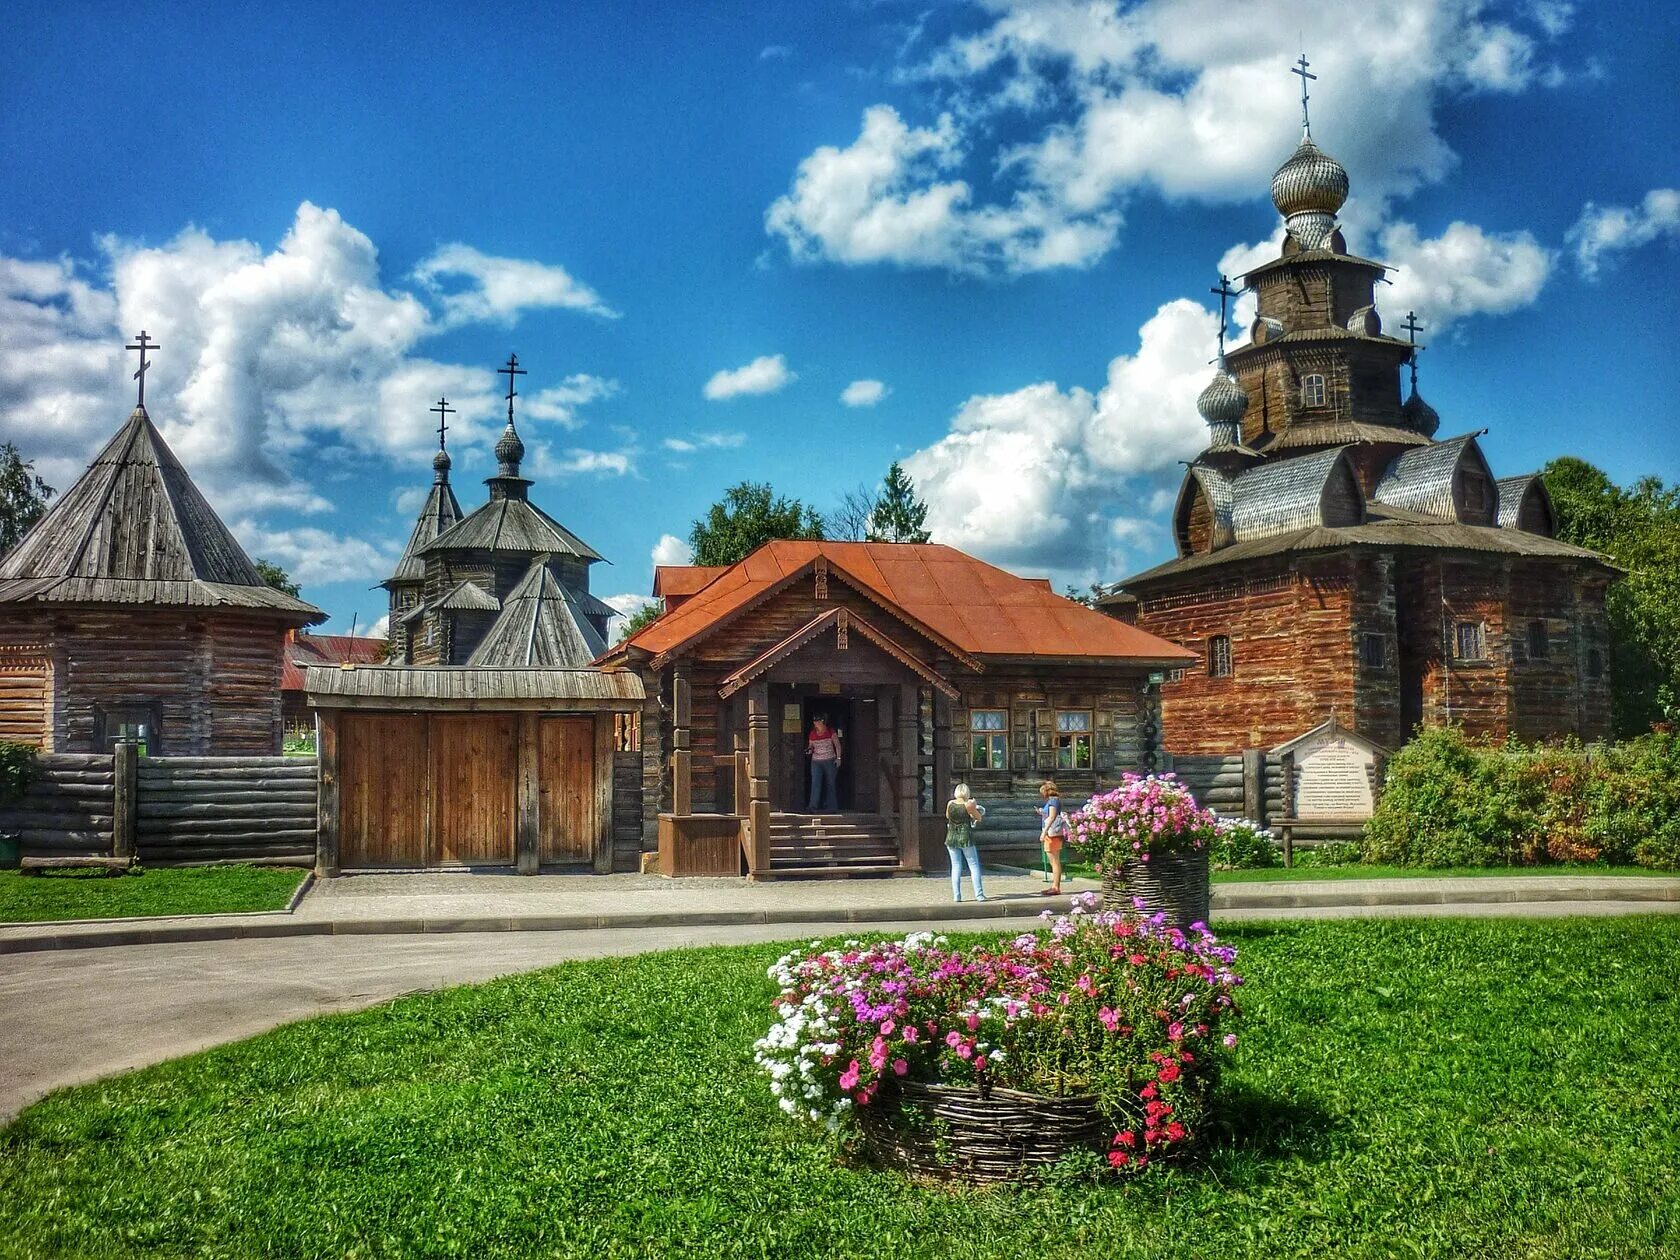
[865,462,931,544]
[618,600,664,643]
[688,482,825,567]
[0,443,55,559]
[253,559,301,598]
[1543,457,1680,734]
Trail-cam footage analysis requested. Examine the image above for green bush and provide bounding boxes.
[1209,818,1282,869]
[1294,840,1363,868]
[1363,726,1680,871]
[0,740,37,807]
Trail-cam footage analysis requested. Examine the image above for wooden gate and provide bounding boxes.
[333,711,596,869]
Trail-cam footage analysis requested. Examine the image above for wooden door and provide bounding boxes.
[538,716,595,864]
[339,713,428,866]
[432,714,516,865]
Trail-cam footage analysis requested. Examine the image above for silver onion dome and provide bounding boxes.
[494,422,525,474]
[1271,133,1349,251]
[1198,363,1249,448]
[1401,386,1440,438]
[432,447,452,479]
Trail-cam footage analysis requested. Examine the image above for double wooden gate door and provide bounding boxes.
[338,713,597,868]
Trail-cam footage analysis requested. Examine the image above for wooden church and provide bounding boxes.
[1103,66,1618,753]
[0,336,323,754]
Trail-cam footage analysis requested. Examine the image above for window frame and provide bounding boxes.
[1586,647,1604,680]
[94,702,163,756]
[968,708,1009,771]
[1454,620,1487,663]
[1526,619,1550,661]
[1360,632,1387,669]
[1052,709,1093,772]
[1207,634,1233,678]
[1300,373,1327,408]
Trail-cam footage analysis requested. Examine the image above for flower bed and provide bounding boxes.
[1069,774,1218,926]
[755,896,1243,1181]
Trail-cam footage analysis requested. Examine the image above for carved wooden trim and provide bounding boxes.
[716,606,960,700]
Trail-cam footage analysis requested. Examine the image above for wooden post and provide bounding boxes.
[1280,750,1295,867]
[515,712,540,875]
[672,668,693,817]
[315,709,340,877]
[896,682,921,872]
[1242,748,1264,826]
[594,713,614,874]
[877,685,894,819]
[111,740,137,863]
[746,682,771,877]
[733,734,751,816]
[932,691,952,814]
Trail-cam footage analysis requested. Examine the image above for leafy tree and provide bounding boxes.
[618,600,664,643]
[865,462,931,544]
[1062,582,1107,607]
[0,443,55,559]
[1543,457,1680,735]
[688,482,825,567]
[253,559,301,598]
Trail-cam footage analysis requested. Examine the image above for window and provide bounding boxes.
[1054,710,1093,771]
[969,709,1008,770]
[95,704,161,755]
[1361,633,1387,669]
[1454,621,1487,662]
[1526,620,1550,661]
[1207,635,1233,678]
[1587,648,1604,680]
[1300,374,1326,408]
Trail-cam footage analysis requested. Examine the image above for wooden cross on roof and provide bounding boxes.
[498,352,526,427]
[125,330,160,408]
[431,396,454,450]
[1401,310,1426,389]
[1292,53,1317,135]
[1211,273,1239,359]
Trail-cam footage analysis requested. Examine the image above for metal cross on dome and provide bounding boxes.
[1210,273,1239,359]
[1401,310,1426,389]
[431,396,454,450]
[497,352,526,428]
[125,330,160,408]
[1292,53,1317,135]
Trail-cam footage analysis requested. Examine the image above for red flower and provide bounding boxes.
[1158,1063,1181,1084]
[1140,1083,1158,1100]
[1108,1150,1131,1168]
[1114,1130,1137,1148]
[1166,1121,1186,1141]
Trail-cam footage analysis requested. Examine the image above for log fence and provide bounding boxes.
[0,747,317,866]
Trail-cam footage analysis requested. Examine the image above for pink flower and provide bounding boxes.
[892,1059,909,1077]
[880,1019,895,1035]
[1223,1033,1238,1049]
[902,1025,919,1044]
[838,1061,860,1091]
[1098,1006,1121,1033]
[945,1031,962,1048]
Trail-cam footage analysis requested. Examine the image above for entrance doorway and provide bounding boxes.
[769,687,880,813]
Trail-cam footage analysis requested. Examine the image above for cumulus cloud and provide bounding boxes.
[903,298,1215,579]
[840,379,890,407]
[662,431,746,452]
[1567,189,1680,278]
[703,354,796,400]
[412,243,618,324]
[1379,220,1553,330]
[363,613,391,639]
[651,534,695,568]
[233,520,403,587]
[528,445,637,478]
[522,374,619,430]
[767,0,1578,277]
[601,591,658,642]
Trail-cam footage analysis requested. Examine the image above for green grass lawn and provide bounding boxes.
[0,865,307,923]
[1059,860,1662,884]
[1,919,1675,1259]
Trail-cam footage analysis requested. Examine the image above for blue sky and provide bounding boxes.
[2,0,1676,633]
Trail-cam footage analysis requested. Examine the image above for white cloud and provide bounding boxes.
[392,485,428,515]
[412,243,618,324]
[233,519,402,587]
[767,0,1577,277]
[840,379,890,407]
[651,534,694,567]
[522,373,619,430]
[1567,189,1680,278]
[602,591,658,642]
[760,44,794,60]
[1379,220,1552,330]
[528,446,637,478]
[662,431,746,452]
[903,298,1214,579]
[363,614,390,639]
[703,354,796,400]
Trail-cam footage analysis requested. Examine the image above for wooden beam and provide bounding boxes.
[896,682,921,872]
[672,666,692,816]
[315,709,340,877]
[515,712,539,874]
[111,740,138,862]
[746,681,771,877]
[593,713,614,874]
[932,691,952,814]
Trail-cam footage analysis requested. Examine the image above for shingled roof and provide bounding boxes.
[0,406,321,622]
[422,496,604,562]
[385,475,463,586]
[467,559,607,668]
[613,541,1195,666]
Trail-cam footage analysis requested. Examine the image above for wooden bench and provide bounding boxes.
[1273,817,1367,867]
[19,855,135,875]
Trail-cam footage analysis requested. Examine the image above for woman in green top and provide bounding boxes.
[945,783,986,903]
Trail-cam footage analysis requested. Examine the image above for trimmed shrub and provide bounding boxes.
[1294,840,1362,868]
[0,741,37,807]
[1209,818,1282,870]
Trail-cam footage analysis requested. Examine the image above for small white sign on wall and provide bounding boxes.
[1272,718,1388,821]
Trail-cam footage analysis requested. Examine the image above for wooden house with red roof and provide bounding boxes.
[280,631,388,736]
[599,541,1194,878]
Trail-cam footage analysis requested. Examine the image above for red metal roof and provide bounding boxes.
[620,542,1195,665]
[653,565,730,599]
[281,632,388,693]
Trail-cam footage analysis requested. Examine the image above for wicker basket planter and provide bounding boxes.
[854,1080,1107,1183]
[1102,848,1210,928]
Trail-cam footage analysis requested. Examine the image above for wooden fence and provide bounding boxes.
[1165,751,1284,827]
[0,749,317,866]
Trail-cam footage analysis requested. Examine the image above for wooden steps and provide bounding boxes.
[759,813,905,880]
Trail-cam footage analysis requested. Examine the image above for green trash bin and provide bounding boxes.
[0,832,19,870]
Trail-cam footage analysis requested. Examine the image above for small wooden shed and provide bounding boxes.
[306,665,645,874]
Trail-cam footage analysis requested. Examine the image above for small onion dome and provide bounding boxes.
[1402,385,1440,438]
[1197,365,1248,426]
[1271,134,1350,218]
[432,447,452,480]
[1346,305,1381,336]
[494,422,525,472]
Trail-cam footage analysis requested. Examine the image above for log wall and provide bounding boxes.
[0,753,316,865]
